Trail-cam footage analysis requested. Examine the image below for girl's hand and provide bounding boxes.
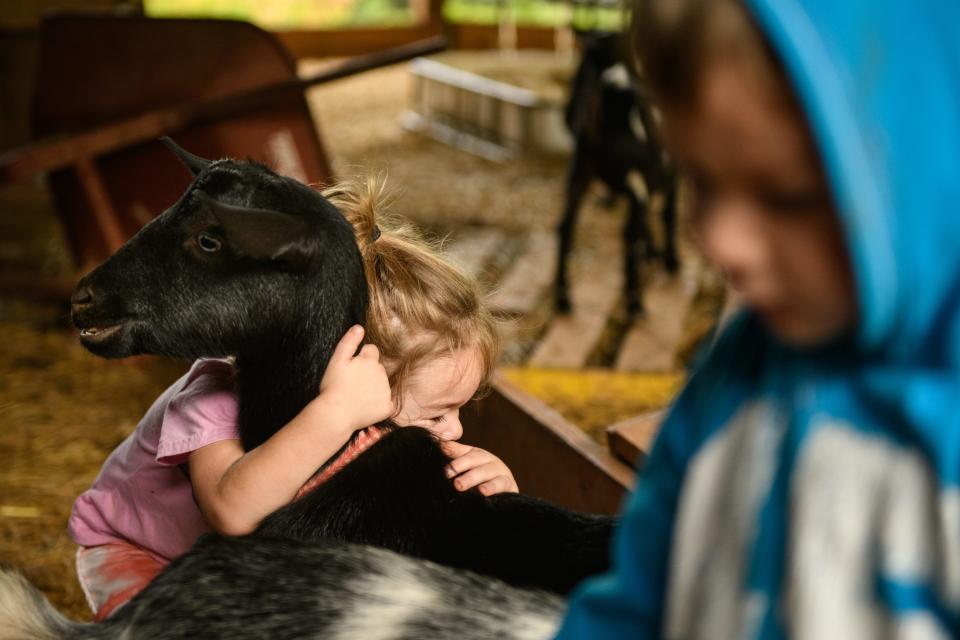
[317,325,394,432]
[441,442,519,496]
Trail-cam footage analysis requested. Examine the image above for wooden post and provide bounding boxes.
[75,157,126,254]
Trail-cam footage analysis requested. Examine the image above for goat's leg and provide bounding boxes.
[661,173,680,274]
[555,151,591,314]
[624,191,652,315]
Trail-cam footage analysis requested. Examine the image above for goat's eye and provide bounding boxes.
[196,232,222,253]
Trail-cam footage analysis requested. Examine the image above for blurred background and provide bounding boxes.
[0,0,725,619]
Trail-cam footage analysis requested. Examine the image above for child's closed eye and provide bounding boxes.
[431,415,447,424]
[758,184,830,215]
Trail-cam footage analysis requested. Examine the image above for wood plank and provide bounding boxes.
[489,230,557,316]
[462,372,633,514]
[528,313,607,369]
[444,226,505,279]
[606,410,666,468]
[528,252,623,369]
[615,271,698,373]
[75,158,125,254]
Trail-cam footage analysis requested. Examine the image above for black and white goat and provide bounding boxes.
[556,32,679,314]
[0,536,567,640]
[0,140,613,638]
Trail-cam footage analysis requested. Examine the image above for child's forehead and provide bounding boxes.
[663,63,821,185]
[408,347,483,405]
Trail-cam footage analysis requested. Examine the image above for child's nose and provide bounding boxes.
[442,412,464,441]
[698,200,771,290]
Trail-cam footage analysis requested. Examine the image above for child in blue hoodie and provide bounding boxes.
[558,0,960,637]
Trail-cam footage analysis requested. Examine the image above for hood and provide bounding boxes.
[746,0,960,368]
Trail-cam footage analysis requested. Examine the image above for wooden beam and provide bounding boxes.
[444,226,504,279]
[448,23,564,51]
[74,157,125,253]
[277,23,567,58]
[606,409,666,468]
[462,373,633,515]
[615,271,697,372]
[489,230,557,316]
[529,250,623,369]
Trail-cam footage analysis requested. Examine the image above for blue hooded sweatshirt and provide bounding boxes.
[556,1,960,637]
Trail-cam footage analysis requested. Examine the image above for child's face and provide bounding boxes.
[662,63,857,345]
[392,347,483,441]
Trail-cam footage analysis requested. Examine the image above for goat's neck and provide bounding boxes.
[233,338,331,452]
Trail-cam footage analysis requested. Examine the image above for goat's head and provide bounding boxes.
[70,139,367,364]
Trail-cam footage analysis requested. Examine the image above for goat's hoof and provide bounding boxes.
[664,254,680,274]
[626,298,644,317]
[555,294,572,315]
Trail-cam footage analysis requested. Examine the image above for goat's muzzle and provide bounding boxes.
[71,282,135,355]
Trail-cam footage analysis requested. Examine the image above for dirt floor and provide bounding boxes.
[0,59,719,619]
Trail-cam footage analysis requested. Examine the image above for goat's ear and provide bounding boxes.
[162,137,213,176]
[199,194,317,269]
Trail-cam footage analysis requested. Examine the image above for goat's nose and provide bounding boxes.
[71,285,95,310]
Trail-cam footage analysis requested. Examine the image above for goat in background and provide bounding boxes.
[556,32,680,315]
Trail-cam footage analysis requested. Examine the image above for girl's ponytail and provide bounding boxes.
[323,176,501,404]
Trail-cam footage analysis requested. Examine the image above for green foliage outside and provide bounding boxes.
[145,0,624,31]
[145,0,414,29]
[444,1,624,30]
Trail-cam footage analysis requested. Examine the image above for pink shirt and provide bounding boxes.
[69,359,240,561]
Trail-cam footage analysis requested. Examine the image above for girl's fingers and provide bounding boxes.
[440,440,471,460]
[331,325,365,363]
[444,448,489,478]
[477,476,518,496]
[450,461,502,492]
[358,343,380,361]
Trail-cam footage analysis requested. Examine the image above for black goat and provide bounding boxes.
[556,32,679,314]
[0,140,613,638]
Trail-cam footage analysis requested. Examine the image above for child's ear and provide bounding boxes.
[198,194,318,269]
[161,137,213,176]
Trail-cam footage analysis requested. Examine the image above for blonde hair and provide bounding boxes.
[323,176,501,405]
[631,0,789,108]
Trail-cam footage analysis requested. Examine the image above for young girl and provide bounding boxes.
[558,0,960,637]
[68,176,516,621]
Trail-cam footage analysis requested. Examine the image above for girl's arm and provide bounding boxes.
[189,326,393,536]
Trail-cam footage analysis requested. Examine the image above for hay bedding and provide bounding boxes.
[0,310,184,620]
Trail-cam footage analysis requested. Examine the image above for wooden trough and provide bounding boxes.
[463,373,637,515]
